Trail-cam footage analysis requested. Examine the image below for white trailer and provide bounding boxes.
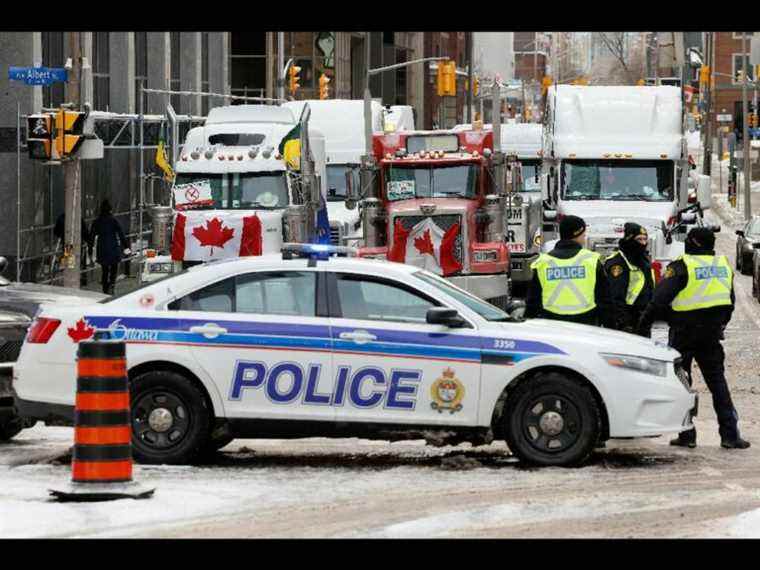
[142,104,327,282]
[542,85,711,279]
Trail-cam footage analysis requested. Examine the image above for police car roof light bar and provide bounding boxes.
[281,243,358,261]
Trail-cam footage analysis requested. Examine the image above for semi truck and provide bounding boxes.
[345,125,512,308]
[542,85,711,280]
[142,104,327,282]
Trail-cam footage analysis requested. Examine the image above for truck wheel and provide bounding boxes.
[503,371,601,467]
[0,416,24,441]
[130,370,211,465]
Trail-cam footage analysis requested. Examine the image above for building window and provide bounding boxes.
[92,32,110,111]
[170,32,181,111]
[732,32,756,40]
[42,32,65,108]
[230,32,267,101]
[732,53,755,83]
[201,32,210,115]
[134,32,148,112]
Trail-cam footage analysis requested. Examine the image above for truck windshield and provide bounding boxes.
[385,164,478,201]
[414,270,511,322]
[326,165,360,202]
[521,160,541,192]
[174,172,289,209]
[561,160,674,202]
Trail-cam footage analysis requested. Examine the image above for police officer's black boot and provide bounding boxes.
[721,437,751,449]
[670,428,696,448]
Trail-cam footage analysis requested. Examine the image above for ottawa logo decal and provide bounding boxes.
[430,368,465,414]
[67,318,96,343]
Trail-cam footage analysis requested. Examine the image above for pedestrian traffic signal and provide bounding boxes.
[318,73,330,100]
[26,113,55,160]
[541,76,553,96]
[436,60,456,97]
[699,65,710,87]
[288,65,301,96]
[54,108,86,158]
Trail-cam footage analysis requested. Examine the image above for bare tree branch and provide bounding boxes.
[597,32,637,84]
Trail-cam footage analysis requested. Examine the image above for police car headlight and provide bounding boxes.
[600,353,668,378]
[474,249,499,263]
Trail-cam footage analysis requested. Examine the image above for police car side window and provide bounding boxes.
[335,274,437,323]
[236,271,316,317]
[168,277,234,312]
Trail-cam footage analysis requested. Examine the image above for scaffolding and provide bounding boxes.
[15,86,285,287]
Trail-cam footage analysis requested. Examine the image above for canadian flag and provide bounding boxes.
[388,217,462,276]
[171,212,262,262]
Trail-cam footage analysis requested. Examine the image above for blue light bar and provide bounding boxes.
[281,243,357,260]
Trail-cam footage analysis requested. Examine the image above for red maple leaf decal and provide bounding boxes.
[413,229,435,256]
[67,318,95,343]
[191,217,235,255]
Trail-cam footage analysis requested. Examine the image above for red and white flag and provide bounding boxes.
[171,212,262,262]
[388,217,462,276]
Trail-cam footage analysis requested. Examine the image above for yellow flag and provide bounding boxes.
[278,123,301,171]
[155,140,175,182]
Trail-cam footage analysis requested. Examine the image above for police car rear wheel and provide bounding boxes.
[504,372,600,467]
[130,371,211,465]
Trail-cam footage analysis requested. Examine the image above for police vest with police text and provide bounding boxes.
[531,249,600,315]
[671,254,733,312]
[607,250,655,306]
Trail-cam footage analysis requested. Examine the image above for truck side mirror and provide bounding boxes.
[696,174,711,210]
[344,169,358,210]
[736,230,745,237]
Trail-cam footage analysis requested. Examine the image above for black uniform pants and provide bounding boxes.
[100,262,118,295]
[671,335,739,442]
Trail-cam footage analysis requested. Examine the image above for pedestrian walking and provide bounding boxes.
[88,200,129,295]
[638,227,749,450]
[526,215,611,326]
[604,222,655,336]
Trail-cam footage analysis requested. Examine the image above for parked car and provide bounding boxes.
[0,256,106,440]
[752,247,760,303]
[735,216,760,275]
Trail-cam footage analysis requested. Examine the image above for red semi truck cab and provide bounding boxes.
[357,129,511,307]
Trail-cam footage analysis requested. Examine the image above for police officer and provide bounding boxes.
[638,227,750,450]
[604,222,655,336]
[527,215,611,325]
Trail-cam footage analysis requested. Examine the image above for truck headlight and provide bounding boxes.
[474,249,499,263]
[149,263,174,274]
[600,353,668,377]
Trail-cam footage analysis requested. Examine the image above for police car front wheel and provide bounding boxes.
[504,372,601,467]
[130,370,211,465]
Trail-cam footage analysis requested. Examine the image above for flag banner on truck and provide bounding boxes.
[173,180,214,210]
[278,123,301,170]
[156,124,175,182]
[171,212,262,262]
[388,217,462,276]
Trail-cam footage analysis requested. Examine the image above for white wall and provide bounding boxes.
[473,33,514,82]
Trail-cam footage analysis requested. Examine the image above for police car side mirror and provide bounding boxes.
[426,307,466,328]
[505,299,527,320]
[736,230,745,237]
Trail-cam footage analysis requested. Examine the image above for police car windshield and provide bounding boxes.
[414,270,510,321]
[561,160,674,202]
[174,173,289,210]
[520,160,541,192]
[385,164,478,201]
[326,165,359,202]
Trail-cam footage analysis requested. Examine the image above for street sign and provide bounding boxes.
[717,114,733,122]
[8,66,67,86]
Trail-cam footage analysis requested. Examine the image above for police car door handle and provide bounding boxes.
[339,330,377,343]
[189,324,228,338]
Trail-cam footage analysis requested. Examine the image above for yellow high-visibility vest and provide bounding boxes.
[531,249,600,315]
[672,254,732,312]
[607,250,655,305]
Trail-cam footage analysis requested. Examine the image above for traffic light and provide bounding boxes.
[318,73,330,100]
[473,76,479,97]
[750,113,758,128]
[541,75,553,96]
[699,65,710,87]
[288,65,301,96]
[26,113,55,160]
[54,108,86,158]
[436,61,456,97]
[737,69,745,83]
[636,78,645,86]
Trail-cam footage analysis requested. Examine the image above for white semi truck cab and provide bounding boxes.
[142,104,327,282]
[542,85,711,280]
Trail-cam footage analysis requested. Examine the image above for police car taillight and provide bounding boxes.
[27,317,61,344]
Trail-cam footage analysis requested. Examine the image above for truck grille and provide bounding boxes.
[0,340,23,364]
[394,215,464,267]
[329,223,342,246]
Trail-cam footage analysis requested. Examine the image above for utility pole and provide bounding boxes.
[277,32,285,101]
[742,32,751,220]
[466,32,473,124]
[62,32,82,289]
[702,32,713,177]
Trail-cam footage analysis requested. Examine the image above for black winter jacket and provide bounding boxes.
[604,249,655,333]
[88,215,127,265]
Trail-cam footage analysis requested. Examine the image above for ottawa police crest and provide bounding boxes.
[430,368,465,414]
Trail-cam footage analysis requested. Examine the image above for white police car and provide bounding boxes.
[13,245,696,467]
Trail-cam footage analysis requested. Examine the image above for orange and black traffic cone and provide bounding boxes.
[50,340,154,502]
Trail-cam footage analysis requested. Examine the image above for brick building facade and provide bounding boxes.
[711,32,757,134]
